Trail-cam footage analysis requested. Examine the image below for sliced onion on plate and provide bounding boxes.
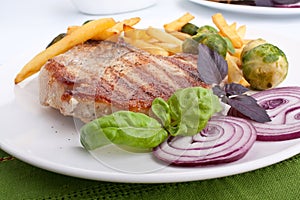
[228,86,300,141]
[153,116,257,166]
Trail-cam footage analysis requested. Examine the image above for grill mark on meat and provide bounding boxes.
[45,60,76,86]
[128,55,179,90]
[39,39,209,122]
[101,53,180,107]
[163,55,202,82]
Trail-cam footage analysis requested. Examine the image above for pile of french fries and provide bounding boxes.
[15,12,250,87]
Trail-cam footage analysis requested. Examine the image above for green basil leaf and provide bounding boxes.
[151,97,171,128]
[163,87,222,136]
[80,111,168,150]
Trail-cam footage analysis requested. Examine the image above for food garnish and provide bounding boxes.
[80,111,168,150]
[197,43,270,123]
[151,87,222,136]
[197,44,228,84]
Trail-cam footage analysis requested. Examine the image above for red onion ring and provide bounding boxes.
[153,116,256,166]
[228,86,300,141]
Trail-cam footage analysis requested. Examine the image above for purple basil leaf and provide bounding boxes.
[197,44,228,84]
[212,85,226,98]
[224,95,271,123]
[224,83,249,96]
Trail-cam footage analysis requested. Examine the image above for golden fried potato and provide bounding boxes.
[124,29,152,41]
[164,12,195,32]
[226,54,250,87]
[124,37,169,56]
[153,42,182,54]
[212,13,243,48]
[168,31,191,41]
[237,25,246,39]
[106,17,141,34]
[146,27,182,46]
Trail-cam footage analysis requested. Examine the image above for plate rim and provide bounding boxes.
[188,0,300,15]
[1,138,300,183]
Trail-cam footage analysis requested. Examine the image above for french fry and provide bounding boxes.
[226,54,250,87]
[153,42,182,54]
[67,24,120,41]
[67,25,80,35]
[231,47,243,65]
[91,17,141,41]
[14,18,116,84]
[123,24,135,32]
[237,25,246,39]
[168,31,191,41]
[163,12,195,32]
[67,24,117,41]
[106,17,141,34]
[124,29,152,41]
[229,22,237,31]
[124,37,169,56]
[146,27,183,46]
[212,13,243,48]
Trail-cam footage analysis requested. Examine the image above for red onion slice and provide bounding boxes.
[153,116,256,166]
[228,86,300,141]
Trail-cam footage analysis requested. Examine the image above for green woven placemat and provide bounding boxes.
[1,148,300,200]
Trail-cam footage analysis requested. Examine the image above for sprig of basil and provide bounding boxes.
[80,111,168,150]
[151,87,222,136]
[197,43,271,123]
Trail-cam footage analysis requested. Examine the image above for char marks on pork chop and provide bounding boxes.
[39,39,208,123]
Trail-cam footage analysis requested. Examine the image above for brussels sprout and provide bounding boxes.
[223,37,235,54]
[241,43,288,90]
[46,33,66,49]
[181,23,199,36]
[193,33,228,58]
[182,38,200,54]
[82,19,94,25]
[241,38,267,58]
[192,25,218,42]
[196,25,218,35]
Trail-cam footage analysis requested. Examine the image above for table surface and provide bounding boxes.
[1,0,300,199]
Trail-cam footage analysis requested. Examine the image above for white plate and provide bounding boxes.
[189,0,300,15]
[0,29,300,183]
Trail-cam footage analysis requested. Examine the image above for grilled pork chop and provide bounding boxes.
[39,39,208,123]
